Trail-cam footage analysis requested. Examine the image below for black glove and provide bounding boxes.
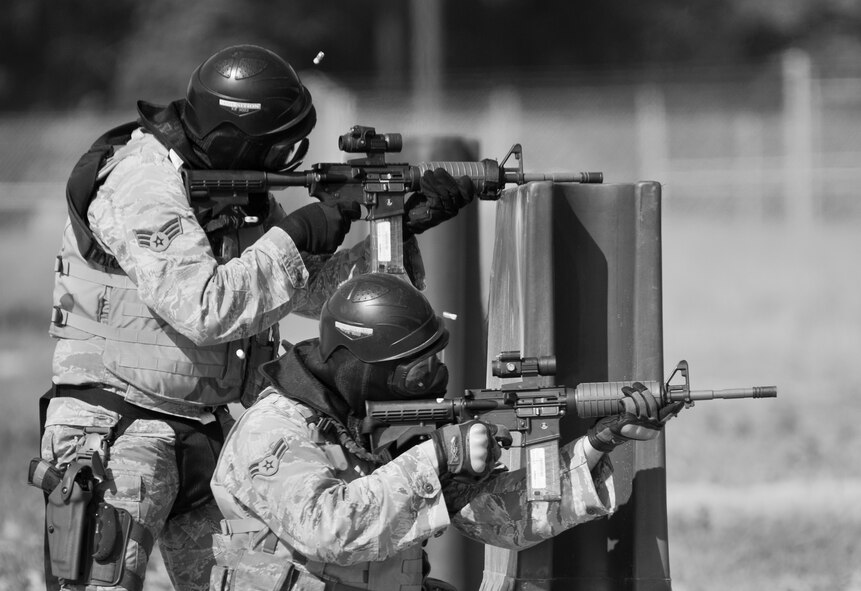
[404,168,475,235]
[586,382,683,453]
[430,420,506,479]
[277,201,362,254]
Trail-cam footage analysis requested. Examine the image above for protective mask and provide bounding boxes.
[388,334,449,398]
[263,137,308,172]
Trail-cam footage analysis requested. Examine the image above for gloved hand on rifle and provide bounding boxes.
[404,168,475,235]
[586,382,684,453]
[276,201,362,254]
[430,420,511,479]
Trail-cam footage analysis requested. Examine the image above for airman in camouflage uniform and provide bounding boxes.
[41,45,475,591]
[210,274,676,591]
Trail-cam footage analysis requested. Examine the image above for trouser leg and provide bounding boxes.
[159,500,223,591]
[41,417,179,591]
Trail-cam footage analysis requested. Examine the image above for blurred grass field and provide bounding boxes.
[660,217,861,591]
[3,213,860,590]
[1,112,860,589]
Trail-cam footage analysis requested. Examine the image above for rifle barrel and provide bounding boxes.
[518,172,604,184]
[676,386,778,401]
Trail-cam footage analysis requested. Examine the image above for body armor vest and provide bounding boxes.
[52,125,276,407]
[50,220,272,406]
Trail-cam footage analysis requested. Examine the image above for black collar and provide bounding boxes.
[136,99,209,169]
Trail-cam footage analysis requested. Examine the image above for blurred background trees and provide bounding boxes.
[3,0,861,111]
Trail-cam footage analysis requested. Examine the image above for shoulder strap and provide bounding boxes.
[65,121,139,268]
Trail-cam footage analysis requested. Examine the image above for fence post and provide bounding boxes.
[782,48,815,229]
[410,0,443,114]
[635,84,669,185]
[481,86,523,160]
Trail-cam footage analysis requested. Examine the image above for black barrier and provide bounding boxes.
[482,180,671,591]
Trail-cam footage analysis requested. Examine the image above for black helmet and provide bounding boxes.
[320,274,450,399]
[320,274,447,363]
[183,44,316,171]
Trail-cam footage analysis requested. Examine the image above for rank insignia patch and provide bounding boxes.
[249,438,289,479]
[134,216,183,252]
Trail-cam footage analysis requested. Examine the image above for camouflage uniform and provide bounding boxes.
[43,128,376,591]
[209,343,616,591]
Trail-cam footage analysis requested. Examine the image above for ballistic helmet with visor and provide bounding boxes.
[183,44,316,171]
[319,274,449,398]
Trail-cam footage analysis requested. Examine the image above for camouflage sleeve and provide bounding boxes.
[449,437,616,549]
[215,398,450,566]
[89,146,309,346]
[286,239,369,318]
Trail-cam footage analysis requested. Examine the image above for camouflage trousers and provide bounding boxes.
[41,402,223,591]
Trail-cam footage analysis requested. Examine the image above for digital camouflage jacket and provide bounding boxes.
[209,344,617,590]
[50,129,372,418]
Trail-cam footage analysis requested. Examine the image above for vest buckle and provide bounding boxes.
[51,306,67,327]
[54,255,69,275]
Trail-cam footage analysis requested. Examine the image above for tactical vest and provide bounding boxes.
[51,129,276,407]
[211,516,426,591]
[210,397,427,591]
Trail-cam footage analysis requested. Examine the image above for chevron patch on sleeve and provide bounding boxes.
[249,438,289,479]
[133,216,183,252]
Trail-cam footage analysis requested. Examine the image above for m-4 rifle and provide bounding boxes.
[362,351,777,502]
[183,125,603,278]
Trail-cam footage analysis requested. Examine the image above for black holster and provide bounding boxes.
[33,384,150,589]
[44,462,94,581]
[33,457,141,588]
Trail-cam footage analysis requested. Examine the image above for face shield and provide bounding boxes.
[261,136,308,172]
[387,331,450,398]
[193,125,309,172]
